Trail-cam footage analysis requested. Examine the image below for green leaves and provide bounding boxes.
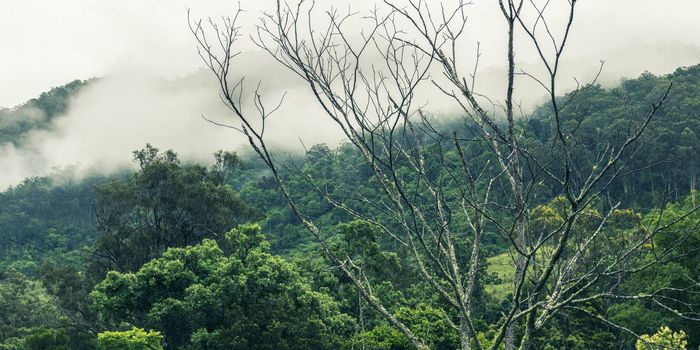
[226,223,269,260]
[332,221,401,280]
[97,327,163,350]
[91,225,353,349]
[0,270,63,340]
[92,145,254,274]
[637,326,688,350]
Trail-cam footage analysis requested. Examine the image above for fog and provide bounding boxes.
[0,0,698,188]
[0,54,344,188]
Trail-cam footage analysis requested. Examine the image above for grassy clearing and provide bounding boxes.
[485,252,515,300]
[484,247,555,300]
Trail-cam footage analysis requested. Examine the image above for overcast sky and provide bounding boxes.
[2,0,699,107]
[0,0,699,188]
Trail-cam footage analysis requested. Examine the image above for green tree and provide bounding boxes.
[636,326,688,350]
[676,128,699,203]
[97,327,163,350]
[610,193,700,347]
[91,224,353,349]
[22,328,71,350]
[331,221,400,281]
[0,270,63,340]
[91,145,254,274]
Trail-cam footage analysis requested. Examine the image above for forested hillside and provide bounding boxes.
[0,64,699,349]
[0,80,90,145]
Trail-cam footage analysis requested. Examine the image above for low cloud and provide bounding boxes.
[0,53,343,189]
[1,0,699,189]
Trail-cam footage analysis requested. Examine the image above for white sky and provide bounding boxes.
[1,0,699,107]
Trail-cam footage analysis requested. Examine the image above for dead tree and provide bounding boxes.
[190,1,700,349]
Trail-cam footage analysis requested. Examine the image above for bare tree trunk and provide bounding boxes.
[500,2,525,348]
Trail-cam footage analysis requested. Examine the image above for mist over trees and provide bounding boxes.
[0,80,89,146]
[1,1,700,350]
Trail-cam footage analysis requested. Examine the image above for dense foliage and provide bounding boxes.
[90,145,254,275]
[96,327,163,350]
[0,173,105,276]
[91,224,353,349]
[0,66,699,349]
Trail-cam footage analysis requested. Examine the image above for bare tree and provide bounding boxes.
[190,1,700,349]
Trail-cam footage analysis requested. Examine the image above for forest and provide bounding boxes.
[2,1,700,349]
[0,63,698,349]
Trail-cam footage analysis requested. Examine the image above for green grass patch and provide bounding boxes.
[485,252,515,300]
